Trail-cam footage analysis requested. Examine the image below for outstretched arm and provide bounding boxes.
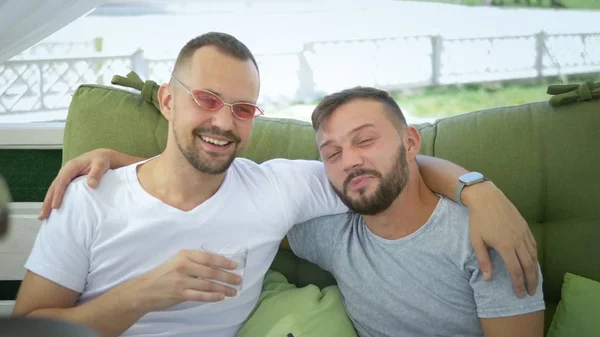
[416,155,539,298]
[39,149,145,219]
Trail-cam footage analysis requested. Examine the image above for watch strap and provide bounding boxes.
[454,174,488,206]
[454,180,467,206]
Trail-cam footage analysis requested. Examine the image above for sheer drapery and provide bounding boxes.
[0,0,106,63]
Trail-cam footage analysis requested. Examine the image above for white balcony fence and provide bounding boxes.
[1,32,599,122]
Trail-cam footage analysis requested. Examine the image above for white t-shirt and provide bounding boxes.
[25,157,347,337]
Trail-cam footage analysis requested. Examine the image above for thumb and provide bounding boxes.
[472,236,493,281]
[87,158,110,188]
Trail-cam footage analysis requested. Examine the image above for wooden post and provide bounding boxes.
[431,35,443,86]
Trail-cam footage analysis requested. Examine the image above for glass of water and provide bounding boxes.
[200,242,248,296]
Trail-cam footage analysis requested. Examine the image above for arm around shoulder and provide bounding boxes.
[104,148,147,169]
[40,148,147,220]
[416,154,468,202]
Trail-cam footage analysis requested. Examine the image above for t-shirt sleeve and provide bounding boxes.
[24,181,95,293]
[467,249,545,318]
[286,214,347,271]
[262,159,348,227]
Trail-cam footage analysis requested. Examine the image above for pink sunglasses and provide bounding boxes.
[171,76,263,120]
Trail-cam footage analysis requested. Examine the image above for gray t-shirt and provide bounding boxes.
[287,197,545,337]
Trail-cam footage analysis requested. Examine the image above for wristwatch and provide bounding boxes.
[454,172,488,206]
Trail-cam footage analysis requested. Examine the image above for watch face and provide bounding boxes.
[460,172,484,184]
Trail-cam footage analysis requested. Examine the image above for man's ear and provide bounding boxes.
[405,126,422,159]
[158,83,174,121]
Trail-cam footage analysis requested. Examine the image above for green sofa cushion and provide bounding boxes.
[237,270,357,337]
[547,273,600,337]
[63,84,167,165]
[270,249,337,289]
[428,99,600,319]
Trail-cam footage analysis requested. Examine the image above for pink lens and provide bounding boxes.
[231,103,260,120]
[192,90,223,111]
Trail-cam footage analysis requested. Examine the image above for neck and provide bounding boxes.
[137,148,227,212]
[363,172,439,240]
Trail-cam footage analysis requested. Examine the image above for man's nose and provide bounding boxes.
[342,149,363,173]
[211,104,235,132]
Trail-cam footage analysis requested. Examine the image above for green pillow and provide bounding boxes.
[237,270,357,337]
[62,73,168,165]
[547,273,600,337]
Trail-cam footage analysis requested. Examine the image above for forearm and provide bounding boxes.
[416,155,469,202]
[105,149,147,169]
[27,283,145,337]
[417,155,499,206]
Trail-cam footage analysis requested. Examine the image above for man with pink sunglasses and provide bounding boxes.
[13,32,538,337]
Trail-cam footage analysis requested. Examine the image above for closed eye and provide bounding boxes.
[327,151,341,161]
[358,138,374,146]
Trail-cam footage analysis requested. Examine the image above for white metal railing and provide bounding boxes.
[1,31,599,119]
[0,56,131,115]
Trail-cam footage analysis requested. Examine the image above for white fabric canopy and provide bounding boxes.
[0,0,107,63]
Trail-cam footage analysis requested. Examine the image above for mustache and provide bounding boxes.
[343,168,382,191]
[194,126,241,143]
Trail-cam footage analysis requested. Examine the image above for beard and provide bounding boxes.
[332,145,410,215]
[174,123,240,175]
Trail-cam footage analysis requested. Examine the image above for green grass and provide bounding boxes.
[394,75,599,118]
[404,0,600,10]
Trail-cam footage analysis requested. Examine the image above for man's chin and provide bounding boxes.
[184,151,235,175]
[345,186,376,199]
[200,158,235,175]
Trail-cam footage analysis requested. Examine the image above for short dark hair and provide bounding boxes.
[173,32,259,74]
[311,87,407,131]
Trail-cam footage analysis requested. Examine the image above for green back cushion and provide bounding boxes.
[237,270,357,337]
[547,273,600,337]
[270,249,337,289]
[63,85,168,163]
[430,100,600,326]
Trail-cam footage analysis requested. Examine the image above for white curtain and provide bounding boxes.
[0,0,107,63]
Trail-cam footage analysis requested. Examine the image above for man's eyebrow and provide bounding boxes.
[202,88,224,97]
[203,88,256,104]
[318,123,375,150]
[319,139,333,150]
[349,123,375,134]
